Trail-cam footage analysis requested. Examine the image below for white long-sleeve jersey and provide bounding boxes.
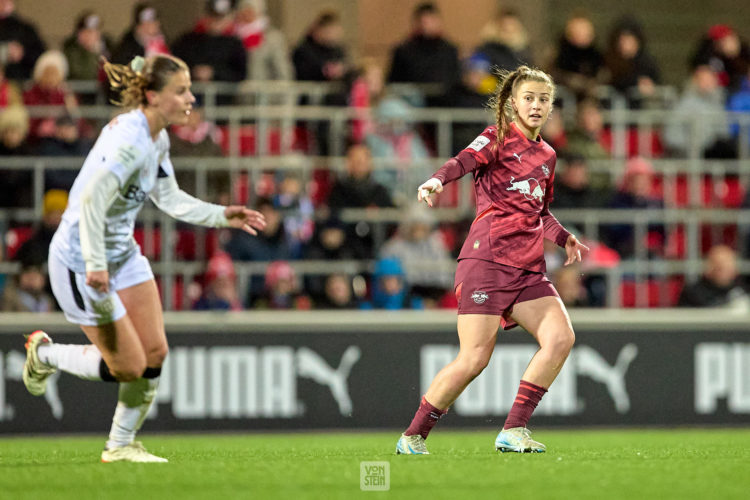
[50,109,228,274]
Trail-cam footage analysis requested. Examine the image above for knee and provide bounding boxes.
[146,343,169,368]
[546,328,575,359]
[458,351,492,379]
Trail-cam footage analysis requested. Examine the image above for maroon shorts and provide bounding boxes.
[454,258,559,330]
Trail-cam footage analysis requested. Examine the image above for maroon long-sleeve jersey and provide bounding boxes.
[432,123,570,273]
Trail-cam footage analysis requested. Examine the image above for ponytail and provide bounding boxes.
[102,54,189,109]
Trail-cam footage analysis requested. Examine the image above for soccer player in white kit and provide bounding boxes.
[22,54,266,463]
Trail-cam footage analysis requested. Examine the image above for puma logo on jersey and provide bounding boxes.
[513,153,523,163]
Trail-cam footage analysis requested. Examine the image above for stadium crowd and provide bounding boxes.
[1,0,750,311]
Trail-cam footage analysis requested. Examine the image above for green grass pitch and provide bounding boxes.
[1,428,748,499]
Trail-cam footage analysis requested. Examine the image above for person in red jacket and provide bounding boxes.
[396,65,589,455]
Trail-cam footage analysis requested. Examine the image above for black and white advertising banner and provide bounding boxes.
[0,311,748,433]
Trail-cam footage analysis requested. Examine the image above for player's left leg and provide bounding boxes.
[102,278,168,463]
[495,296,574,452]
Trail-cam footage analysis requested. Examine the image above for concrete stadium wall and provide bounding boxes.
[1,310,748,434]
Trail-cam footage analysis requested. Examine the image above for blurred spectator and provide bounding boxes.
[327,143,394,260]
[690,24,750,93]
[540,106,567,151]
[38,115,92,190]
[233,0,293,81]
[664,65,733,158]
[13,189,66,268]
[292,9,349,154]
[224,197,292,262]
[292,9,348,83]
[0,0,46,81]
[0,63,22,109]
[305,215,368,261]
[112,2,169,64]
[63,11,110,81]
[168,107,224,157]
[678,245,749,311]
[473,8,532,73]
[563,97,610,161]
[553,154,611,209]
[348,57,386,144]
[328,143,394,209]
[251,260,311,309]
[172,0,247,89]
[0,105,32,207]
[315,272,359,309]
[0,264,54,312]
[366,96,431,189]
[192,251,242,311]
[387,2,460,101]
[438,55,494,155]
[273,173,315,259]
[362,257,422,310]
[727,65,750,144]
[378,206,453,306]
[552,12,605,99]
[23,50,78,142]
[602,157,664,258]
[552,265,590,307]
[604,16,660,105]
[0,103,29,154]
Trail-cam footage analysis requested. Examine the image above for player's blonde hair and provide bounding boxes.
[488,65,555,144]
[102,54,189,109]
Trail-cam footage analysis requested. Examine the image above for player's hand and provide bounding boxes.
[417,178,443,207]
[224,205,267,236]
[86,270,110,294]
[564,234,590,266]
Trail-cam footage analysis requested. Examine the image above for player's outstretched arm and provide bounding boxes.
[223,206,266,236]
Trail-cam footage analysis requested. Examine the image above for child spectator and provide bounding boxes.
[192,251,242,311]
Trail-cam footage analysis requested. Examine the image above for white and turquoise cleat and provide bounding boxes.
[396,433,429,455]
[495,427,546,453]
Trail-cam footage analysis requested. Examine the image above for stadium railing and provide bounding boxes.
[3,81,750,309]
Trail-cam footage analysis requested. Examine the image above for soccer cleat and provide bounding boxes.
[495,427,546,453]
[23,330,57,396]
[101,442,168,463]
[395,433,429,455]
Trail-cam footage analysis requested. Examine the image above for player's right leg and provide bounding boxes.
[396,314,501,454]
[24,255,145,395]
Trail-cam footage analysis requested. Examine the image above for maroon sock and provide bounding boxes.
[503,380,547,430]
[404,396,448,439]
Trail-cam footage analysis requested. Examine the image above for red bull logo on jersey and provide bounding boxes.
[506,176,545,203]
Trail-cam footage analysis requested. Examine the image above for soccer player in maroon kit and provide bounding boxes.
[396,66,589,454]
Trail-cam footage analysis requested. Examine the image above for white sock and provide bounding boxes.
[37,344,103,381]
[106,377,160,449]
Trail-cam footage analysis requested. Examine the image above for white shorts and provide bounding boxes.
[49,251,154,326]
